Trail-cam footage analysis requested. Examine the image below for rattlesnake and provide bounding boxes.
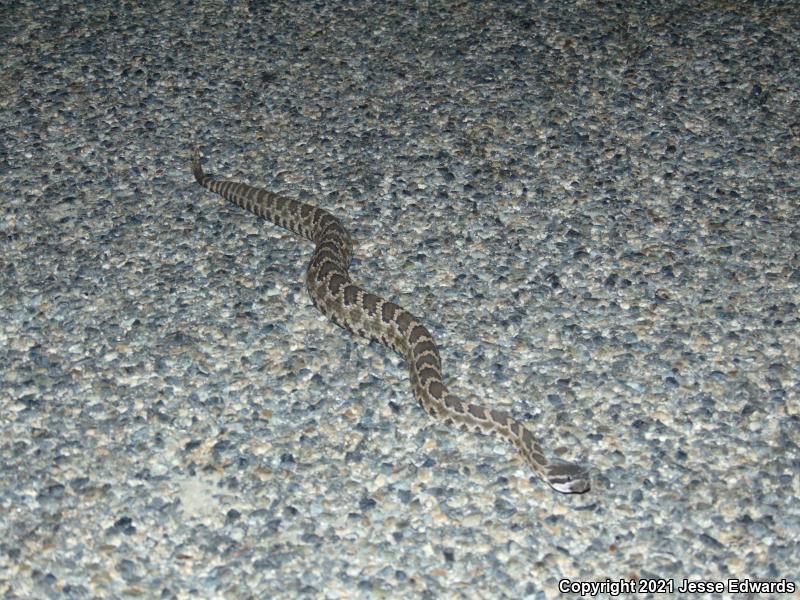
[193,150,590,493]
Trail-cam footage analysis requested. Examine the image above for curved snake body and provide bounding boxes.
[193,151,589,493]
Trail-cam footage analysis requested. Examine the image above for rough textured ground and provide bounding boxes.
[1,1,798,598]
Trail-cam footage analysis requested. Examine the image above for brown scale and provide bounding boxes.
[193,150,590,494]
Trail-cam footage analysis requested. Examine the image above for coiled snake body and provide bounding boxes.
[193,151,590,493]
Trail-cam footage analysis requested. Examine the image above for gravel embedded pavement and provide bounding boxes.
[1,1,798,598]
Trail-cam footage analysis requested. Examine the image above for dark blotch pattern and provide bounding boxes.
[327,273,347,295]
[395,310,414,335]
[343,284,360,306]
[193,151,590,494]
[468,404,486,420]
[408,324,427,345]
[428,381,444,399]
[381,301,399,324]
[362,293,380,315]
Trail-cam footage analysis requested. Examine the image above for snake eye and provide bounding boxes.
[547,463,591,494]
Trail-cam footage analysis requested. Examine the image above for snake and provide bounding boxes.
[193,150,590,494]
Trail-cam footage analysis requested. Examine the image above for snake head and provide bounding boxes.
[546,461,591,494]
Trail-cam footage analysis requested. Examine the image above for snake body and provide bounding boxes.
[193,151,589,493]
